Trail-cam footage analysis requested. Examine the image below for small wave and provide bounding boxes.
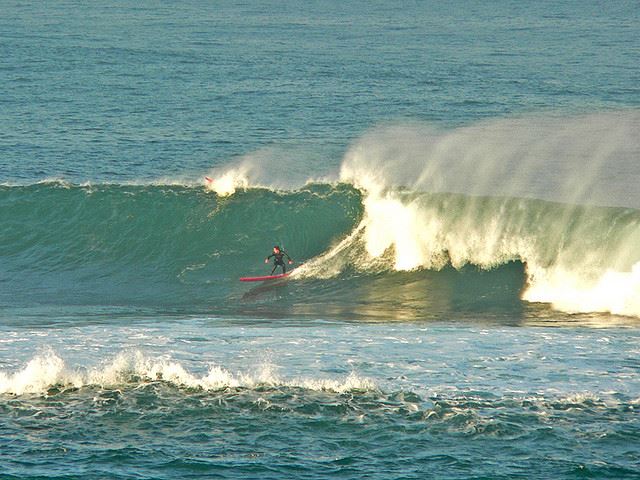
[0,350,376,396]
[204,146,339,196]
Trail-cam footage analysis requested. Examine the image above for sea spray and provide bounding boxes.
[340,111,640,208]
[0,349,83,395]
[205,146,339,196]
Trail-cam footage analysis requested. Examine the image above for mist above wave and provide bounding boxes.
[341,111,640,208]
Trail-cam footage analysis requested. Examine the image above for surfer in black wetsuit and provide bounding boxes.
[265,245,293,274]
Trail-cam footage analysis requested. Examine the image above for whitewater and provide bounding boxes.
[2,1,640,479]
[200,111,640,318]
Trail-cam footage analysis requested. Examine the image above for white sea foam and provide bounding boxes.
[205,165,251,196]
[0,350,375,396]
[0,350,83,395]
[525,262,640,316]
[299,112,640,318]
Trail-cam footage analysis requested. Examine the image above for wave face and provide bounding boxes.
[0,182,361,312]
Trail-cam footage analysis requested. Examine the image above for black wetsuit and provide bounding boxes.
[267,250,291,274]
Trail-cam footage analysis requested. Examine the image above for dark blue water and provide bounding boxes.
[2,1,640,478]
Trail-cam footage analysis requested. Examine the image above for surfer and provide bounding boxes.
[265,245,293,275]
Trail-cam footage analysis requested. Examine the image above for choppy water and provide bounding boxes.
[2,1,640,479]
[2,321,640,479]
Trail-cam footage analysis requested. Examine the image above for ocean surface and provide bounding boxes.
[1,1,640,478]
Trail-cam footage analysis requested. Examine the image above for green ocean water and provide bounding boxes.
[2,1,640,479]
[2,182,640,323]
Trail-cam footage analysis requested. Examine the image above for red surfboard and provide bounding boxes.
[240,273,291,282]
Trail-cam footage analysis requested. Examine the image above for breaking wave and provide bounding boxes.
[2,111,639,319]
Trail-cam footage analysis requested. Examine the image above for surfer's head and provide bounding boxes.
[273,246,280,253]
